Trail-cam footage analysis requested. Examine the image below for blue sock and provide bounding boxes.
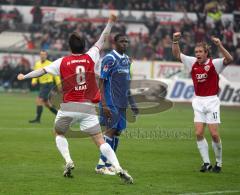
[113,136,119,152]
[97,135,114,169]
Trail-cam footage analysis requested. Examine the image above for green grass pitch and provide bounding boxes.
[0,92,239,195]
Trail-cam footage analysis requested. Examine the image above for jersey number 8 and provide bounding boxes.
[76,66,86,85]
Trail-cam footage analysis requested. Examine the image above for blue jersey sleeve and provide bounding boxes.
[100,55,115,80]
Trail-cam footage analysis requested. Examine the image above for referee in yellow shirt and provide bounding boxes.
[29,50,61,123]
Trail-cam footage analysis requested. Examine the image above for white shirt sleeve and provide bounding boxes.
[86,46,100,64]
[44,57,63,75]
[212,58,224,74]
[180,53,196,73]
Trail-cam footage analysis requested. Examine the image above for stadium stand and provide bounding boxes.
[0,0,238,13]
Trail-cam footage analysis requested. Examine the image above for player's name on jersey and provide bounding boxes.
[75,84,87,91]
[67,59,90,65]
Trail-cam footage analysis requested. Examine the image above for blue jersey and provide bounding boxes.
[100,50,131,108]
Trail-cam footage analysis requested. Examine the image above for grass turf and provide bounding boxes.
[0,92,239,195]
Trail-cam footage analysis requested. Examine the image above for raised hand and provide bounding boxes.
[173,32,181,42]
[211,36,222,46]
[109,11,117,23]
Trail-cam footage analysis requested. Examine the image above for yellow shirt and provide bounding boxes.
[31,59,61,85]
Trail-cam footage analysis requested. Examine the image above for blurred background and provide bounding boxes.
[0,0,240,106]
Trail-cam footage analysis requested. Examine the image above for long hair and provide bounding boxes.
[195,42,211,57]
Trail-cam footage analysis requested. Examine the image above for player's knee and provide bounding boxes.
[54,126,67,135]
[44,102,50,108]
[195,130,204,138]
[105,129,117,138]
[54,124,67,135]
[36,97,41,104]
[115,131,121,136]
[54,117,72,135]
[55,129,65,135]
[211,133,220,142]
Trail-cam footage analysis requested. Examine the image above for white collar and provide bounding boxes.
[113,50,125,58]
[205,59,210,64]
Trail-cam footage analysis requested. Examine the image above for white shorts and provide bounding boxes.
[54,102,101,135]
[192,95,220,124]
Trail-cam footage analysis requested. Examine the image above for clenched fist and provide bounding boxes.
[17,73,25,80]
[109,12,117,23]
[211,36,222,46]
[173,32,181,42]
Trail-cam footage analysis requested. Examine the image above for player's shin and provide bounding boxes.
[212,139,222,167]
[36,105,43,120]
[55,134,73,163]
[98,135,114,168]
[113,136,119,152]
[48,106,58,115]
[99,143,121,171]
[197,138,210,164]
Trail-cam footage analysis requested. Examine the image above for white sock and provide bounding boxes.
[197,138,210,164]
[56,135,72,163]
[100,143,121,171]
[212,140,222,167]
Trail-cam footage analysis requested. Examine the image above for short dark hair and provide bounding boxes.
[114,33,127,42]
[40,50,47,54]
[69,32,85,54]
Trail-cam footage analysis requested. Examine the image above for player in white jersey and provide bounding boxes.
[172,32,233,172]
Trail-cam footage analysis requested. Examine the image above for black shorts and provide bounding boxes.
[39,83,54,101]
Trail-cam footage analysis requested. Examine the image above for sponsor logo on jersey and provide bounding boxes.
[103,65,108,72]
[117,68,129,74]
[196,73,208,80]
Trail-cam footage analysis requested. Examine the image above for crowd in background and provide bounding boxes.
[22,2,240,64]
[1,0,240,90]
[0,58,31,91]
[1,0,239,13]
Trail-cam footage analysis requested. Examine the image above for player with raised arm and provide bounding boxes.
[172,32,233,173]
[17,13,133,184]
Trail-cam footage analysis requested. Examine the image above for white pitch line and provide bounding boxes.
[179,190,240,195]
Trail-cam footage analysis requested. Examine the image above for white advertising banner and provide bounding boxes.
[131,60,152,79]
[163,78,240,106]
[131,60,240,82]
[153,61,183,79]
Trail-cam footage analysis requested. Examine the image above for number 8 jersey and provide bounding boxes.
[44,46,101,103]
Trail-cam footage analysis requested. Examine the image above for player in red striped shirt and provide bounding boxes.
[17,14,133,184]
[172,32,233,173]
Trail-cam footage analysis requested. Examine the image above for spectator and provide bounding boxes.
[0,60,13,90]
[162,35,172,61]
[30,5,43,31]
